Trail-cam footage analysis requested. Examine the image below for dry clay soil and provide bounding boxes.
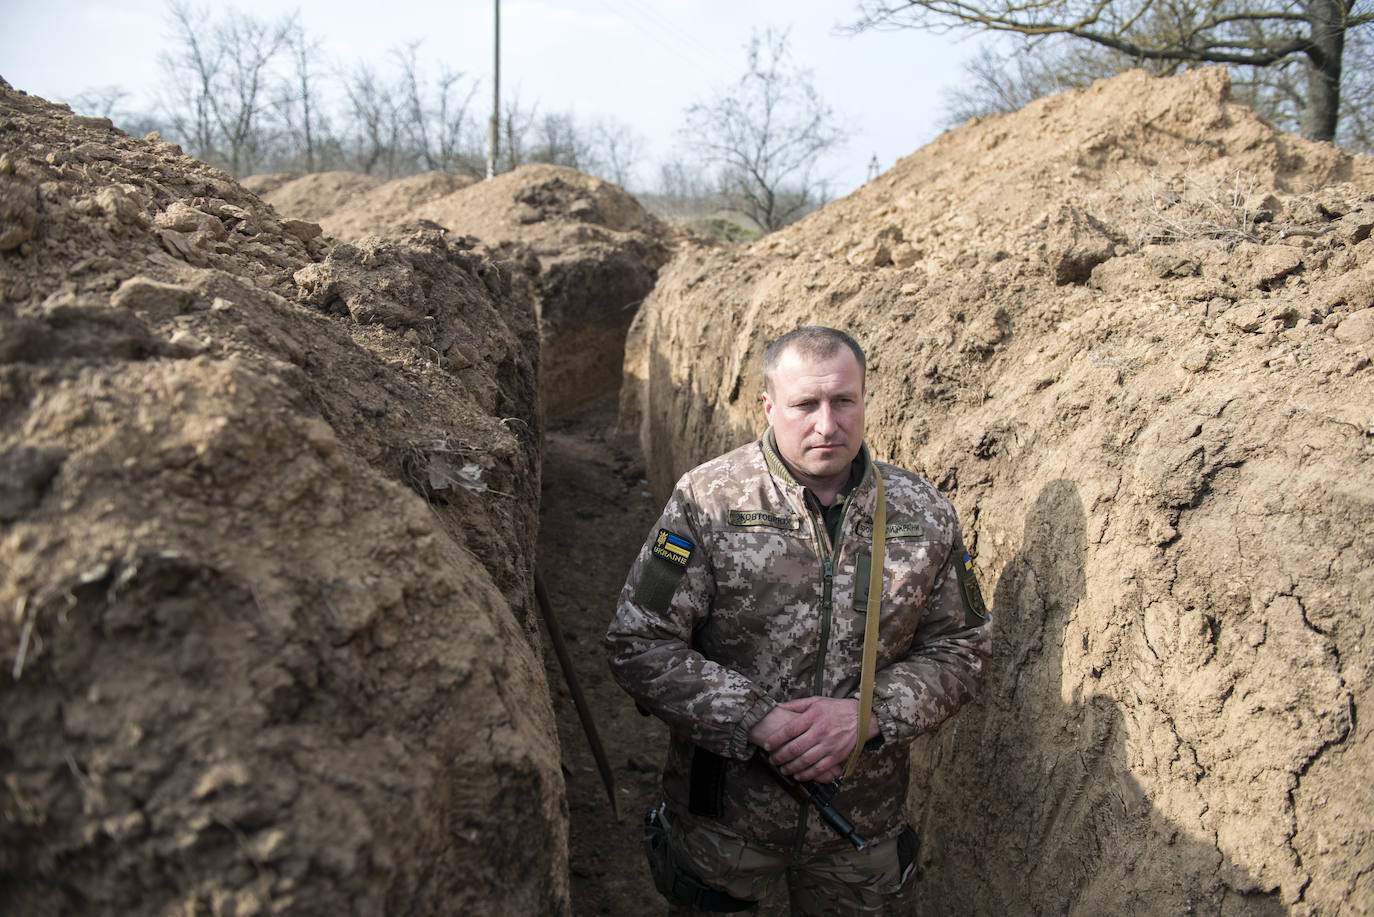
[621,67,1374,916]
[5,65,1374,917]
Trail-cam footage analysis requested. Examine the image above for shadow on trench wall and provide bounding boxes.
[913,479,1286,917]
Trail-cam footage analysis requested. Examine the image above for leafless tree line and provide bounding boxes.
[72,4,843,235]
[80,2,646,187]
[66,1,1373,238]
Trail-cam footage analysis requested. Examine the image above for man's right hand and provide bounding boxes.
[748,697,873,783]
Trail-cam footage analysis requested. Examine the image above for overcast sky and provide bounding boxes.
[1,0,990,194]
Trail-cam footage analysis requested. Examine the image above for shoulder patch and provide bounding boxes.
[635,530,693,613]
[955,550,989,626]
[652,529,694,567]
[727,509,801,531]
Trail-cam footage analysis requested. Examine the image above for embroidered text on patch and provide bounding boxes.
[857,521,925,539]
[652,529,694,567]
[727,509,801,530]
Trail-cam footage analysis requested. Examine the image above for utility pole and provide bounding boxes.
[486,0,500,179]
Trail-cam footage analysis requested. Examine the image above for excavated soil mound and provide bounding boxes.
[239,173,297,198]
[624,68,1373,915]
[265,165,673,420]
[317,172,475,242]
[410,164,674,418]
[260,170,383,223]
[0,80,569,915]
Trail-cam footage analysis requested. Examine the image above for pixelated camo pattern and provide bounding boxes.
[606,436,993,852]
[666,807,919,915]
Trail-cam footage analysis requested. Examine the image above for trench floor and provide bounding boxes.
[536,393,665,916]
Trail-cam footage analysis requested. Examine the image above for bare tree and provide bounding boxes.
[70,85,161,140]
[591,119,643,188]
[159,1,294,174]
[943,27,1374,152]
[87,2,658,181]
[496,94,538,173]
[280,20,329,173]
[682,29,843,232]
[160,2,221,162]
[851,0,1374,142]
[1231,15,1374,150]
[396,43,482,174]
[486,98,643,186]
[637,160,718,221]
[70,85,130,120]
[942,40,1143,125]
[216,10,294,174]
[1335,21,1374,148]
[530,112,596,170]
[342,61,405,177]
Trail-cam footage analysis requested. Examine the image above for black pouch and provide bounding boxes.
[688,747,728,818]
[642,805,755,912]
[642,806,678,900]
[897,825,925,883]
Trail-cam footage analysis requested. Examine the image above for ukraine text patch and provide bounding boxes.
[652,529,694,567]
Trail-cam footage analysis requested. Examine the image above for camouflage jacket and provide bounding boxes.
[606,434,992,853]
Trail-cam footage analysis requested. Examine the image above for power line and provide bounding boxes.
[590,0,738,86]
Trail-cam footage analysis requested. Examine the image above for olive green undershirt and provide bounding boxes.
[806,460,864,545]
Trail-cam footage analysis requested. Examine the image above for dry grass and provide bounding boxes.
[1126,169,1264,247]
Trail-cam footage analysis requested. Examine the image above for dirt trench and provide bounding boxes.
[533,394,663,916]
[620,68,1374,917]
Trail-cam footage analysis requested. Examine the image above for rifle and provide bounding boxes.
[755,750,867,850]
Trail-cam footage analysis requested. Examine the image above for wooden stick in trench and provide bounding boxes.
[534,570,620,820]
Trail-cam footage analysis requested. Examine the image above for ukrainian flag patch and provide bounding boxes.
[652,529,694,567]
[955,548,989,625]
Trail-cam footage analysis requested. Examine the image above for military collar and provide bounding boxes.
[761,430,873,498]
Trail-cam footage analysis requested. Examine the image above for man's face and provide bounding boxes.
[762,345,866,491]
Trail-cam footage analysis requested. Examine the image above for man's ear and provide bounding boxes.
[761,389,774,425]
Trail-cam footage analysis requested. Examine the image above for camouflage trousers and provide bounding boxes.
[657,806,920,917]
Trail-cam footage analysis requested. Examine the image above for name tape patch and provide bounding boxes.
[727,509,801,530]
[857,521,925,539]
[652,529,694,567]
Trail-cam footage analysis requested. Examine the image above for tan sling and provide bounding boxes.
[842,466,884,781]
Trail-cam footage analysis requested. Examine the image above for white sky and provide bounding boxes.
[0,0,990,194]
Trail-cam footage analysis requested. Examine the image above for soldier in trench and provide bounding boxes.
[605,326,993,915]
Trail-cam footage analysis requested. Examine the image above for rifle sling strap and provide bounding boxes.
[843,466,884,781]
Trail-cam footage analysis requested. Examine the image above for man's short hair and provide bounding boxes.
[762,327,867,394]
